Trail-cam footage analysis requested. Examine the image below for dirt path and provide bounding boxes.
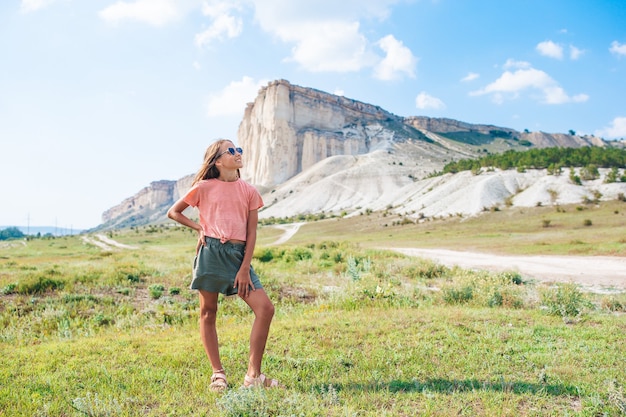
[272,223,305,245]
[392,248,626,292]
[94,234,138,249]
[82,234,138,251]
[269,223,626,292]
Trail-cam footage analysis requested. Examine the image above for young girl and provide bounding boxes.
[167,139,280,391]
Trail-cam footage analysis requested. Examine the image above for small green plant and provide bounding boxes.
[92,313,114,327]
[346,255,371,281]
[547,188,559,204]
[442,285,474,304]
[541,283,591,320]
[148,284,165,299]
[255,248,275,262]
[569,168,582,185]
[583,219,593,226]
[169,287,181,295]
[605,167,619,183]
[1,282,17,295]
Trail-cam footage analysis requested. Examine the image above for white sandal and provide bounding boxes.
[243,373,281,388]
[210,369,228,392]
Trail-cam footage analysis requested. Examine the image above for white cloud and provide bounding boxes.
[195,15,242,47]
[610,41,626,57]
[195,1,243,47]
[20,0,60,13]
[373,35,417,80]
[248,0,407,74]
[461,72,479,82]
[282,20,377,72]
[415,92,445,110]
[470,64,589,105]
[99,0,184,26]
[536,40,563,59]
[503,59,531,70]
[250,0,399,26]
[207,76,268,117]
[569,45,584,60]
[595,117,626,139]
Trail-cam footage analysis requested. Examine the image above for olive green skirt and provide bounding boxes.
[191,237,262,296]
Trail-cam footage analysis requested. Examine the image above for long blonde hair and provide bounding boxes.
[192,139,240,185]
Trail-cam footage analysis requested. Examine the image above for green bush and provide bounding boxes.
[601,295,626,312]
[1,283,17,295]
[283,247,313,262]
[113,263,147,284]
[18,276,65,295]
[148,284,165,299]
[442,285,474,304]
[487,288,524,309]
[254,248,275,263]
[401,261,450,279]
[541,283,591,319]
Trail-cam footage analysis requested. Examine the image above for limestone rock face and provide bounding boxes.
[405,116,517,135]
[100,175,193,228]
[525,131,603,148]
[102,180,174,224]
[238,79,407,188]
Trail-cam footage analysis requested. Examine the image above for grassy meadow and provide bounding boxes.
[1,201,626,416]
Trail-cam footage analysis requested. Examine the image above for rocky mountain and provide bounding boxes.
[97,79,622,230]
[100,176,193,229]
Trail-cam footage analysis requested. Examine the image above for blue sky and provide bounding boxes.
[1,0,625,230]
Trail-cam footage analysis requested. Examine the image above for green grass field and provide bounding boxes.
[1,201,625,416]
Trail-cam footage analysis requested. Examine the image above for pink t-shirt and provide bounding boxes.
[183,178,264,243]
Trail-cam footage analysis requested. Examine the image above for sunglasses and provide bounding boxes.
[216,147,243,159]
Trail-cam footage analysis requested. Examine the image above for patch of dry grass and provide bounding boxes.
[278,201,626,256]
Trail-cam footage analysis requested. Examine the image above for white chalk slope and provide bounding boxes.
[258,143,626,220]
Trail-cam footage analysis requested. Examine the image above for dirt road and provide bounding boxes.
[270,223,626,292]
[392,248,626,292]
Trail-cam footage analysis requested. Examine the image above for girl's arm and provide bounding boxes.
[234,209,259,298]
[167,198,204,251]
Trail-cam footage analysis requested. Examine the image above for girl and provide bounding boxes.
[167,139,280,391]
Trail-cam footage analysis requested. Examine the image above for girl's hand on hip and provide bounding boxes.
[195,229,206,254]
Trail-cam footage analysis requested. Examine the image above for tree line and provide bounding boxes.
[0,227,25,241]
[442,146,626,175]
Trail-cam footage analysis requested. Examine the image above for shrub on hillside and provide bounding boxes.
[442,285,474,304]
[541,283,592,320]
[17,275,65,295]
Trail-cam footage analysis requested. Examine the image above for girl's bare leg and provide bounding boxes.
[242,289,275,378]
[198,290,224,373]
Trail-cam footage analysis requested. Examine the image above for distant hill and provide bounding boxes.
[0,226,85,236]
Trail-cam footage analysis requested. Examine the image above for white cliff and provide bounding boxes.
[238,79,411,188]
